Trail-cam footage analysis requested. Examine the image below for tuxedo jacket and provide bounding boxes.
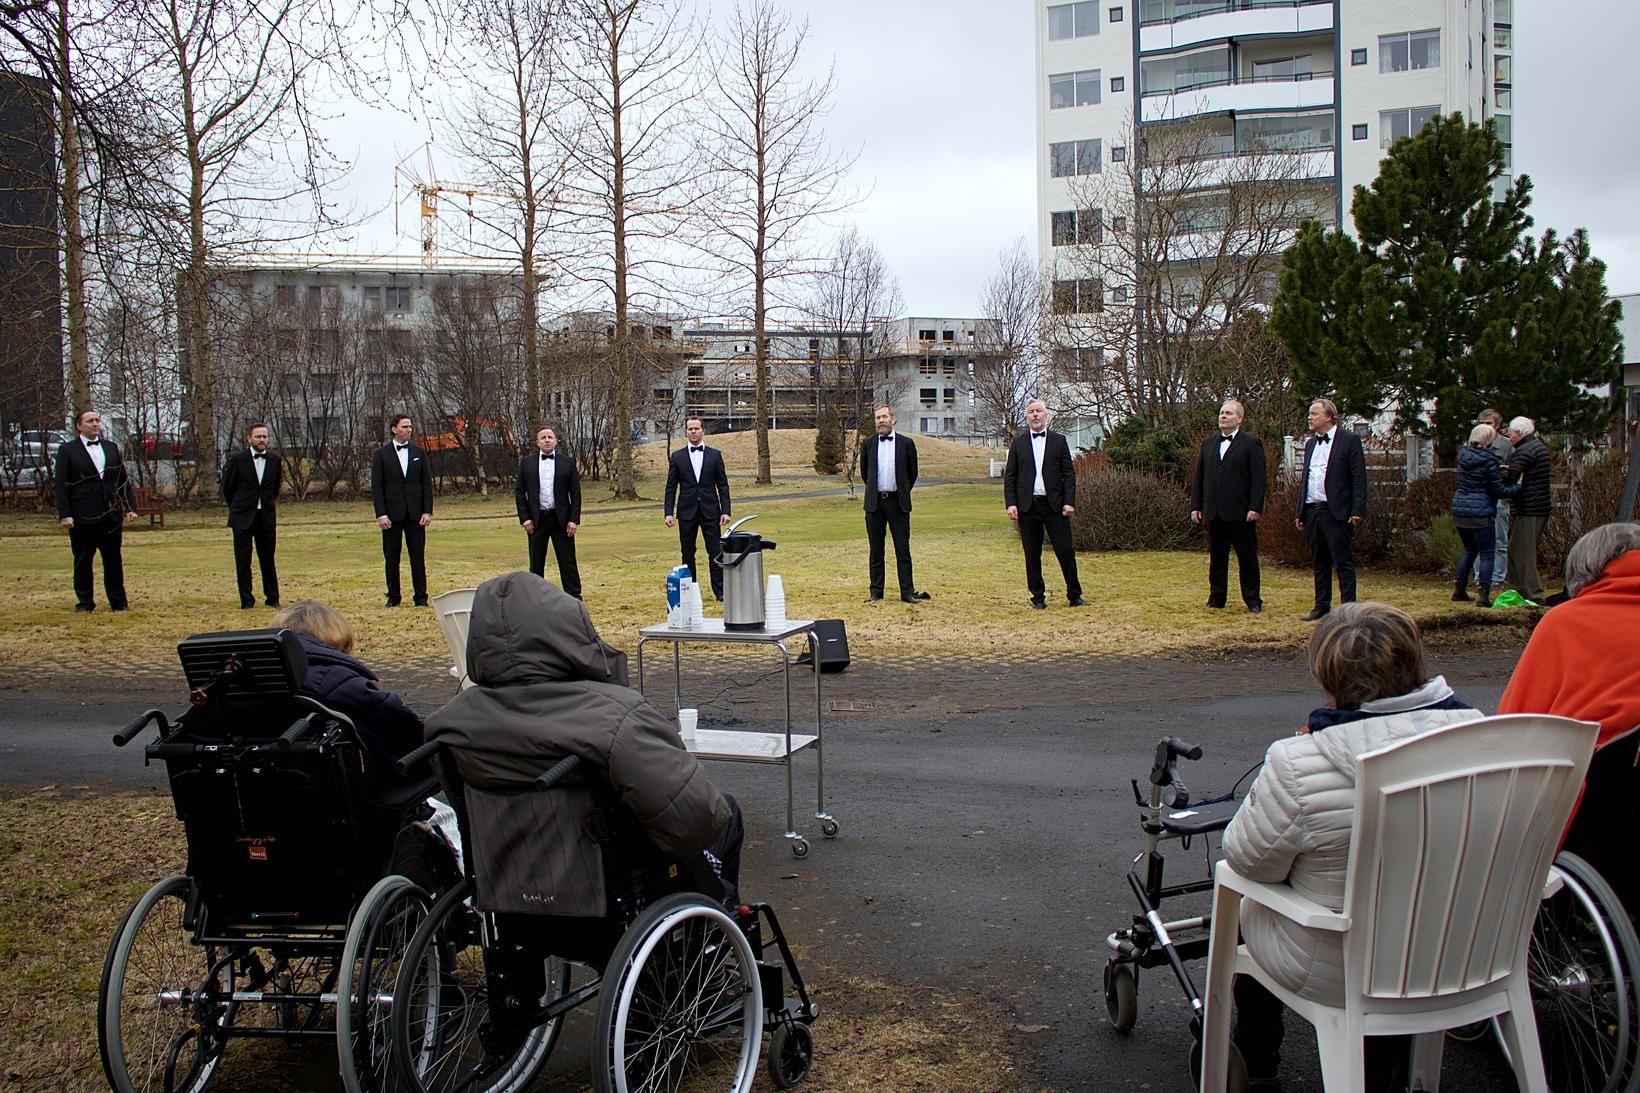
[1190,431,1267,522]
[663,444,730,523]
[221,448,282,529]
[370,441,434,524]
[1296,428,1367,522]
[54,438,134,522]
[1003,429,1077,512]
[859,433,918,513]
[514,450,582,526]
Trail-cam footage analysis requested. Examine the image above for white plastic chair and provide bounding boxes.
[430,588,477,688]
[1199,714,1600,1093]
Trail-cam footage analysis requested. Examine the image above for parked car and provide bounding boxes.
[134,432,187,459]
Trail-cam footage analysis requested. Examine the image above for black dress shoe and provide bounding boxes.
[413,597,430,607]
[1247,604,1262,614]
[240,600,255,609]
[264,600,281,609]
[74,603,94,613]
[1301,607,1329,621]
[864,594,883,603]
[111,605,129,612]
[914,590,930,600]
[385,597,401,608]
[1030,599,1047,610]
[900,592,927,604]
[1068,597,1090,607]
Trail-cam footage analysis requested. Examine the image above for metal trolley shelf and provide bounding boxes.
[636,618,837,858]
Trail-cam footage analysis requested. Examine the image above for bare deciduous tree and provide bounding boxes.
[973,237,1040,444]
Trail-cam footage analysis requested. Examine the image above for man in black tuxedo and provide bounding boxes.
[221,422,282,609]
[370,413,434,607]
[1004,399,1087,609]
[1294,397,1367,620]
[514,425,582,598]
[1190,399,1266,613]
[663,416,732,600]
[859,404,928,604]
[54,409,137,612]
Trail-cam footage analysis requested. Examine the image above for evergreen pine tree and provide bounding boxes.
[814,398,844,474]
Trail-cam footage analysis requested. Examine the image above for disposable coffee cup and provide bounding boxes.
[677,708,698,744]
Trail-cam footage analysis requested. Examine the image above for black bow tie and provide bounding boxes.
[396,443,409,452]
[879,435,893,443]
[540,452,553,460]
[1031,432,1046,439]
[1315,434,1330,445]
[85,438,100,446]
[252,451,266,459]
[690,446,703,454]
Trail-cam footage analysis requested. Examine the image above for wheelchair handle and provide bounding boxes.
[396,739,443,779]
[536,754,582,789]
[114,709,168,747]
[273,716,313,749]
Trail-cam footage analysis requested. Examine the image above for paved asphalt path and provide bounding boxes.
[0,643,1530,1092]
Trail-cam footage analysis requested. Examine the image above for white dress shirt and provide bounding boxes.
[689,444,705,482]
[1219,429,1238,460]
[1030,431,1048,497]
[84,436,106,476]
[876,434,897,493]
[396,443,410,476]
[537,454,556,512]
[250,447,266,508]
[1305,427,1336,504]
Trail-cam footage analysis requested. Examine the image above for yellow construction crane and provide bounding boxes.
[393,144,516,264]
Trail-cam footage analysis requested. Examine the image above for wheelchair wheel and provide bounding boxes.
[1104,960,1138,1034]
[1528,851,1640,1093]
[338,875,431,1093]
[766,1022,813,1088]
[592,891,763,1093]
[393,881,566,1093]
[98,876,233,1093]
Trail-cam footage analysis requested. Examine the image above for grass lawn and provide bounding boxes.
[0,476,1516,676]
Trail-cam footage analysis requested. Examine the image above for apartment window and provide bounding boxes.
[1494,27,1511,49]
[307,285,322,307]
[1252,54,1313,82]
[942,330,955,342]
[1236,111,1335,152]
[920,418,934,434]
[918,328,936,341]
[1109,5,1122,21]
[942,358,956,374]
[1352,123,1369,141]
[1051,208,1104,246]
[1351,47,1367,66]
[1141,47,1231,94]
[1495,114,1512,169]
[1112,286,1130,303]
[1050,278,1103,315]
[361,285,382,310]
[385,286,411,311]
[1379,30,1440,73]
[943,389,957,408]
[1047,1,1098,40]
[280,372,302,397]
[1112,215,1127,232]
[1112,145,1127,162]
[919,357,938,375]
[1495,87,1511,109]
[1049,138,1102,176]
[1494,0,1511,23]
[1049,69,1102,109]
[1494,55,1511,84]
[944,417,958,432]
[275,328,298,352]
[919,387,938,407]
[310,371,338,400]
[1111,76,1125,93]
[1379,106,1440,147]
[275,285,296,307]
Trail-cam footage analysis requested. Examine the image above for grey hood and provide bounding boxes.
[466,572,627,687]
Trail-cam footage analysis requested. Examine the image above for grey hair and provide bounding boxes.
[1565,522,1640,597]
[1507,416,1536,436]
[1468,424,1495,446]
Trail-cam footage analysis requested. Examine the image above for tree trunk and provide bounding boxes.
[56,0,90,413]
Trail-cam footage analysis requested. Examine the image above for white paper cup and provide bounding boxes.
[678,708,698,743]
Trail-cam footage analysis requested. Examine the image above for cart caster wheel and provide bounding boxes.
[819,818,839,839]
[767,1022,813,1088]
[1104,960,1138,1034]
[790,838,810,859]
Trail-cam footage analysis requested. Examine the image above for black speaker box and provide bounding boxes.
[797,619,849,673]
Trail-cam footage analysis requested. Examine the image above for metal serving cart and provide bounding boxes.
[636,618,837,858]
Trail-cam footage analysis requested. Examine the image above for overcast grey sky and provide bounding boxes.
[336,0,1640,317]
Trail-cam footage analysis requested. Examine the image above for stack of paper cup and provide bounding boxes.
[765,573,786,627]
[677,707,698,745]
[686,580,706,627]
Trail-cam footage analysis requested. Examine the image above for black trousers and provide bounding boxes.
[1207,517,1261,608]
[1233,975,1407,1087]
[69,515,127,609]
[382,520,428,603]
[233,512,279,606]
[1302,504,1355,610]
[678,517,723,599]
[864,496,914,597]
[527,508,580,598]
[1019,497,1082,603]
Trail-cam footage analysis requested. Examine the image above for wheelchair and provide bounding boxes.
[388,738,819,1093]
[96,628,450,1093]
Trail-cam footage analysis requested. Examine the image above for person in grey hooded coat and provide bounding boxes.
[424,571,741,908]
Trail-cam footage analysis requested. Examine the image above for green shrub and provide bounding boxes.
[1071,464,1200,551]
[1422,512,1462,573]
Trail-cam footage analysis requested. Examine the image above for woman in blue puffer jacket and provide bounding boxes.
[1450,424,1521,607]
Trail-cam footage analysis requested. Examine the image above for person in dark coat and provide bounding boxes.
[54,409,137,612]
[370,414,434,607]
[1503,416,1552,603]
[663,416,732,600]
[1190,398,1266,613]
[271,600,422,765]
[1450,424,1521,608]
[221,422,282,608]
[1003,398,1087,609]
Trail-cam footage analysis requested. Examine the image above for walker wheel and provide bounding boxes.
[767,1022,813,1088]
[1104,959,1138,1034]
[819,818,839,839]
[790,837,810,859]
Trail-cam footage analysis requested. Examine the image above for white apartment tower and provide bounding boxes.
[1034,0,1515,302]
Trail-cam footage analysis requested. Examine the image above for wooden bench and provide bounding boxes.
[132,487,166,528]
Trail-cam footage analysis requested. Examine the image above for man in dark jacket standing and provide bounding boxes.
[514,426,582,598]
[1504,415,1552,603]
[370,414,434,607]
[663,416,731,600]
[1190,399,1266,613]
[54,408,138,612]
[424,572,742,905]
[1004,399,1086,609]
[859,404,928,604]
[221,422,282,609]
[1293,398,1366,620]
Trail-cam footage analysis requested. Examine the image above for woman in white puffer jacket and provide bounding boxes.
[1221,602,1484,1090]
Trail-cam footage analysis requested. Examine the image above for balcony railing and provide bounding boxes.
[1141,69,1331,97]
[1139,0,1329,28]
